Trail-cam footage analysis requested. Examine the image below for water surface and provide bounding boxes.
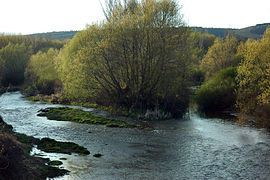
[1,92,270,179]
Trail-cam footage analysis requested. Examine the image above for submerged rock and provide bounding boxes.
[48,160,63,166]
[93,153,103,158]
[37,138,90,155]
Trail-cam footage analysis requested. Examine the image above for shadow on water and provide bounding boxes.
[1,92,270,179]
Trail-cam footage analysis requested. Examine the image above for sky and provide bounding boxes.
[0,0,270,34]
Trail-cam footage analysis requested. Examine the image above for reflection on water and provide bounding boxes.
[1,92,270,179]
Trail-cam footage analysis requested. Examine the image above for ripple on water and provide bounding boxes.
[1,92,270,179]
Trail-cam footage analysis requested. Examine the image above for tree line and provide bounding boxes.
[0,35,63,86]
[196,28,270,127]
[0,0,270,124]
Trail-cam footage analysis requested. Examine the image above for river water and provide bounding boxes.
[1,92,270,179]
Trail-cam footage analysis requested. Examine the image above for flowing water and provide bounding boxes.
[1,92,270,179]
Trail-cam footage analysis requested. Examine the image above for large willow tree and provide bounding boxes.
[59,0,192,117]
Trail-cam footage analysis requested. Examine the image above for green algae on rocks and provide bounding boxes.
[37,107,136,128]
[37,138,90,155]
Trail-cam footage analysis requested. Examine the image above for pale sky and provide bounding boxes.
[0,0,270,34]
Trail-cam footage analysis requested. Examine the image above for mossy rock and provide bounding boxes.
[37,138,90,155]
[15,133,38,144]
[40,165,69,178]
[37,107,136,128]
[93,153,103,158]
[48,160,63,166]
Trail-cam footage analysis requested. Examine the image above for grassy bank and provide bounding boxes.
[37,107,136,128]
[0,115,90,179]
[27,94,135,117]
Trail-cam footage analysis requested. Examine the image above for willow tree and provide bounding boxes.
[57,26,102,101]
[59,0,192,117]
[237,29,270,115]
[25,48,60,95]
[0,43,31,86]
[200,35,239,79]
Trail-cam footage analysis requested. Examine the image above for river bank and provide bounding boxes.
[0,116,69,179]
[26,93,132,116]
[26,93,174,121]
[0,91,92,179]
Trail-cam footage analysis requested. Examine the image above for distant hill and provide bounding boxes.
[193,23,270,39]
[28,23,270,40]
[29,31,78,40]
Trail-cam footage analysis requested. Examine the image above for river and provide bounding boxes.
[1,92,270,179]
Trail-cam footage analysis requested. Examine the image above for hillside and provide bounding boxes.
[29,31,78,40]
[28,23,270,40]
[193,23,270,39]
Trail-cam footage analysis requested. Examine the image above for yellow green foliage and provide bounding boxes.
[25,48,60,95]
[27,49,59,82]
[201,35,239,79]
[237,28,270,113]
[195,67,237,112]
[0,35,64,53]
[190,32,216,61]
[0,35,64,88]
[0,43,31,86]
[57,26,101,100]
[58,0,192,117]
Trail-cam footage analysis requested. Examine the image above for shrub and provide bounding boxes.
[195,67,237,112]
[25,48,60,95]
[200,35,239,79]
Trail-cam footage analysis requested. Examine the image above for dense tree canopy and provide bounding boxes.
[190,32,216,60]
[2,1,269,123]
[195,67,237,112]
[0,43,31,86]
[200,35,239,79]
[237,29,270,115]
[0,35,64,53]
[25,48,60,95]
[189,32,216,84]
[59,0,192,117]
[0,35,64,88]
